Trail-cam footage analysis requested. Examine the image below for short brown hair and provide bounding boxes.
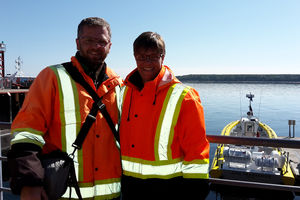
[77,17,111,38]
[133,32,165,55]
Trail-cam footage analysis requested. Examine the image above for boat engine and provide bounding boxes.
[253,150,285,169]
[223,147,252,164]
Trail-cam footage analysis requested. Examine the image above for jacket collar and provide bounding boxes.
[70,56,122,98]
[75,52,109,87]
[124,65,180,93]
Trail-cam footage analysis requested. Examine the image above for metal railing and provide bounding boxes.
[206,134,300,192]
[209,177,300,192]
[207,135,300,149]
[1,134,300,198]
[0,78,12,89]
[0,131,11,200]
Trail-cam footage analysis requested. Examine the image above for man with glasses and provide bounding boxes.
[119,32,210,199]
[8,17,123,200]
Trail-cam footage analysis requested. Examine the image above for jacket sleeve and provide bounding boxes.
[7,143,44,194]
[8,67,57,194]
[176,87,210,179]
[10,67,57,140]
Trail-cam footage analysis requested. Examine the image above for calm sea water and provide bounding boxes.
[4,83,300,199]
[190,83,300,138]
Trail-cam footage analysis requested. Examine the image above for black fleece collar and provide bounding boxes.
[75,52,108,88]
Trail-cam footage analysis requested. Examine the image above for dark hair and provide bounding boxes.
[133,32,165,55]
[77,17,111,38]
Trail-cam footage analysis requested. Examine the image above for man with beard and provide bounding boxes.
[8,17,123,200]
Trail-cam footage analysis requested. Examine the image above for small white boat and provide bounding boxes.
[210,93,295,185]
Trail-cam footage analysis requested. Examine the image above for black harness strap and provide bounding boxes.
[68,161,83,200]
[62,62,120,150]
[59,62,120,200]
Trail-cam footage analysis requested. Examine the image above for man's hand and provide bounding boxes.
[21,186,48,200]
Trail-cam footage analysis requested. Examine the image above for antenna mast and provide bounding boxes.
[246,93,254,116]
[0,41,6,78]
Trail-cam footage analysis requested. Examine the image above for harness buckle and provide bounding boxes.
[97,101,106,110]
[87,114,97,121]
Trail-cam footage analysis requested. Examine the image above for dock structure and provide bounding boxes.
[279,136,300,183]
[0,89,28,151]
[0,131,10,200]
[0,89,28,128]
[0,129,10,152]
[0,88,29,199]
[285,147,300,182]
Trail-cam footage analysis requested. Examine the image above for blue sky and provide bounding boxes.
[1,0,300,78]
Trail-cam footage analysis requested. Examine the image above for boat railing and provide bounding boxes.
[207,134,300,193]
[1,134,300,197]
[0,77,34,90]
[0,131,11,200]
[207,135,300,149]
[0,77,12,89]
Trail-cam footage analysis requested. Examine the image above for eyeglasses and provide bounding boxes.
[80,37,110,47]
[135,54,163,62]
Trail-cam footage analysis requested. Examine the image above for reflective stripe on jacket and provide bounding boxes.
[11,57,123,199]
[120,65,209,180]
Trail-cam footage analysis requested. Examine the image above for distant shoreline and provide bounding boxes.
[177,74,300,84]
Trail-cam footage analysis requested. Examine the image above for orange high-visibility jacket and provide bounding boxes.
[11,57,123,199]
[120,65,210,180]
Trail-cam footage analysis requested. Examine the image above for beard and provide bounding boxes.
[86,56,105,70]
[77,41,108,70]
[80,51,106,70]
[76,51,105,73]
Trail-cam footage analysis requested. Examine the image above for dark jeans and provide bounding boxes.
[121,175,209,200]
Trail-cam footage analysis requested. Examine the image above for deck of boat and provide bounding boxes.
[208,135,300,186]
